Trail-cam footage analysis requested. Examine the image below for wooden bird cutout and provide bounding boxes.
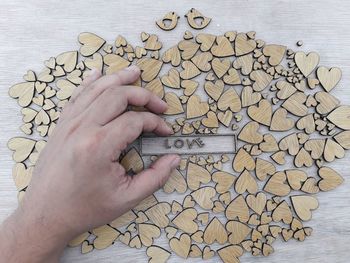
[156,12,180,31]
[185,8,211,30]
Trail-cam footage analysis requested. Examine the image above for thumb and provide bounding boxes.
[127,154,181,204]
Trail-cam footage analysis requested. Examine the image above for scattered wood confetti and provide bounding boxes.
[7,9,348,263]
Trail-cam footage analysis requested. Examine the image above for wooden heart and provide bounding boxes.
[204,80,224,101]
[217,110,233,127]
[217,244,243,263]
[92,225,120,250]
[56,79,76,100]
[286,169,307,190]
[232,148,255,172]
[247,99,272,126]
[238,121,263,144]
[169,233,191,258]
[163,169,187,194]
[138,223,161,247]
[181,80,198,96]
[282,92,308,117]
[146,246,171,263]
[203,217,228,244]
[212,58,230,78]
[294,51,320,77]
[291,195,319,221]
[178,40,199,60]
[145,202,171,228]
[12,163,33,191]
[313,92,339,116]
[259,134,279,152]
[212,171,237,193]
[316,66,342,92]
[145,78,164,99]
[255,158,276,181]
[162,45,181,67]
[294,147,313,168]
[161,68,180,89]
[250,70,273,91]
[235,32,256,56]
[164,92,184,115]
[202,111,219,128]
[263,44,286,66]
[191,52,213,72]
[172,208,198,234]
[324,138,345,162]
[196,33,216,51]
[9,82,35,107]
[233,54,253,75]
[187,162,211,190]
[270,108,295,131]
[275,80,297,99]
[56,51,78,73]
[8,137,36,163]
[223,68,241,85]
[225,195,249,222]
[186,94,209,119]
[246,192,267,215]
[137,57,163,82]
[271,201,292,224]
[78,32,105,57]
[120,147,144,174]
[191,186,216,210]
[241,86,261,107]
[235,170,258,194]
[279,133,300,156]
[211,35,235,57]
[264,171,290,196]
[202,246,215,260]
[318,166,344,191]
[217,88,241,112]
[327,105,350,130]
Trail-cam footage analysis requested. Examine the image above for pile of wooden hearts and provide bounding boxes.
[8,9,349,263]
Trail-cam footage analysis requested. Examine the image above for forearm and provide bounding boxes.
[0,207,67,263]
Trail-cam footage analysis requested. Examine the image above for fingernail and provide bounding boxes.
[125,65,140,73]
[170,155,181,169]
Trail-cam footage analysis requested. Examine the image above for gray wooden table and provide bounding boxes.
[0,0,350,262]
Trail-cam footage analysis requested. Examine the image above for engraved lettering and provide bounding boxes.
[174,139,184,148]
[165,138,171,149]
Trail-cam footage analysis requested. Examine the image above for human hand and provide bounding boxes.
[0,66,180,262]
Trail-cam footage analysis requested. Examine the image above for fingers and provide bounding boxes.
[102,111,172,155]
[59,69,102,123]
[85,86,168,125]
[123,155,181,206]
[71,68,102,102]
[72,66,141,114]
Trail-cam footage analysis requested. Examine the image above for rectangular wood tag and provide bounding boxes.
[140,134,237,155]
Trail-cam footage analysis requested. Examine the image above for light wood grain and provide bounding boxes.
[1,0,350,262]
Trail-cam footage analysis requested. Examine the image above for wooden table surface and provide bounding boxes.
[1,0,350,262]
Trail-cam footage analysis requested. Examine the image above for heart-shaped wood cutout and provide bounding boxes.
[264,171,291,196]
[316,66,342,92]
[203,217,228,244]
[138,223,161,247]
[145,202,171,228]
[291,195,319,221]
[172,208,198,234]
[238,121,263,144]
[78,32,106,57]
[186,162,211,190]
[294,51,320,77]
[169,233,191,258]
[146,246,171,263]
[217,244,244,263]
[225,195,249,222]
[247,99,272,126]
[235,33,256,56]
[204,80,224,101]
[164,92,184,115]
[263,44,286,66]
[217,88,241,112]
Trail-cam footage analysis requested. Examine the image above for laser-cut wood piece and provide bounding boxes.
[263,44,286,66]
[147,245,171,263]
[286,169,307,190]
[217,245,244,263]
[163,169,187,194]
[172,207,198,234]
[186,94,209,119]
[270,108,295,131]
[294,51,320,77]
[324,138,345,162]
[191,186,216,210]
[318,166,344,191]
[196,33,216,52]
[78,32,106,57]
[223,68,241,85]
[8,137,36,162]
[185,8,211,30]
[191,52,213,72]
[250,70,273,92]
[255,158,276,181]
[264,171,291,196]
[156,12,179,31]
[137,58,163,82]
[186,162,211,191]
[203,217,228,244]
[327,105,350,130]
[92,225,120,250]
[211,35,235,57]
[233,148,255,172]
[238,121,263,144]
[204,80,224,101]
[138,223,161,247]
[120,147,144,174]
[202,111,219,128]
[145,202,171,228]
[164,92,184,115]
[235,33,256,56]
[290,195,319,221]
[235,170,258,194]
[315,91,340,115]
[316,66,342,92]
[272,200,293,224]
[169,233,191,258]
[225,195,249,222]
[246,192,267,215]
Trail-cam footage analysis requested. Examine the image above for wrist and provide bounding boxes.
[0,204,70,263]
